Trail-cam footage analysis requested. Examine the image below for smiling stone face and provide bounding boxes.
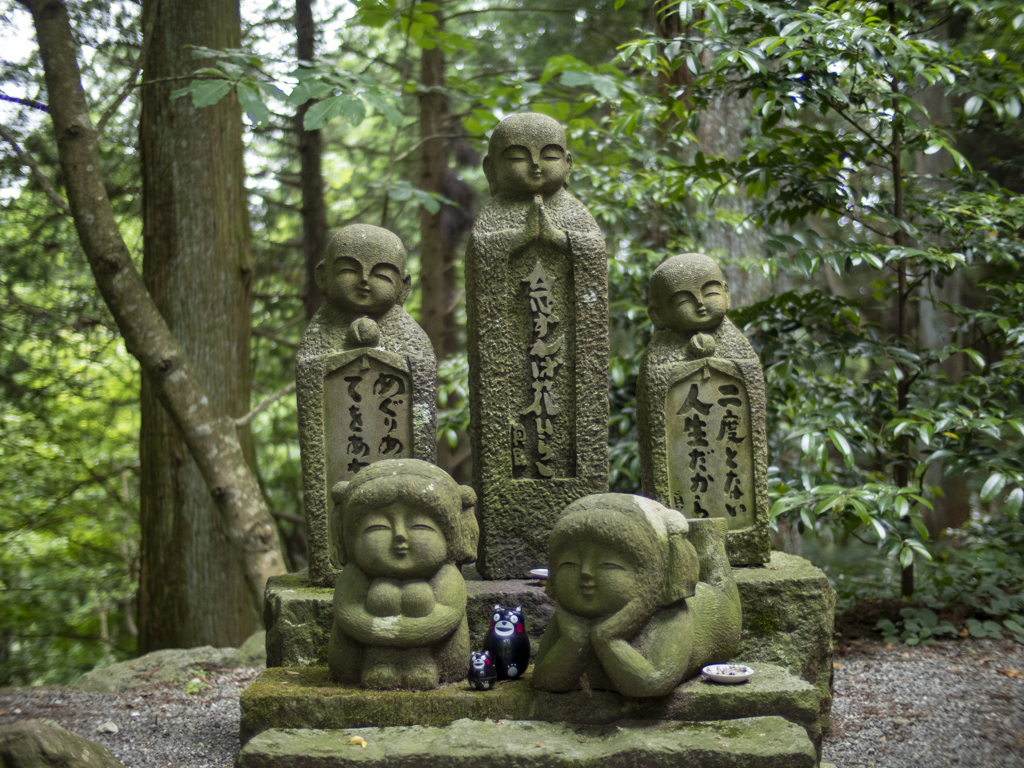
[648,254,731,334]
[482,113,573,197]
[351,501,448,580]
[316,224,409,317]
[552,540,639,619]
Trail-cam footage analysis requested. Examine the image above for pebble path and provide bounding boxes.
[1,638,1022,767]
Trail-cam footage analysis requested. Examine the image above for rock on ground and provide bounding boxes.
[0,718,125,768]
[72,630,266,694]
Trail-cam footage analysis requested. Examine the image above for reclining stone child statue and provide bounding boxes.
[327,459,479,690]
[532,493,741,697]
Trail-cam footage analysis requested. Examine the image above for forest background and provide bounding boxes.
[2,0,1023,686]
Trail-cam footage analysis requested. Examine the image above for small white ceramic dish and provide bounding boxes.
[528,568,549,579]
[701,664,755,684]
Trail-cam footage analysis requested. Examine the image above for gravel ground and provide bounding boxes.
[824,637,1024,767]
[2,638,1023,767]
[0,667,260,767]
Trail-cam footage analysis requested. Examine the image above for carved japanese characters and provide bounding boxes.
[532,494,741,697]
[327,459,479,689]
[637,254,770,566]
[466,112,609,579]
[297,225,438,587]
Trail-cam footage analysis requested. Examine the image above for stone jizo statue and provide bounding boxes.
[327,459,479,689]
[467,112,609,579]
[637,253,770,566]
[532,494,741,697]
[297,225,437,586]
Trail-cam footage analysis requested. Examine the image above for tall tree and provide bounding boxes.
[12,0,287,658]
[137,0,262,650]
[418,5,456,360]
[296,0,327,321]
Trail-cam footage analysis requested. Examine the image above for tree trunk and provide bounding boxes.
[916,51,969,535]
[657,1,770,305]
[17,0,286,653]
[297,0,327,321]
[137,0,261,650]
[418,7,457,360]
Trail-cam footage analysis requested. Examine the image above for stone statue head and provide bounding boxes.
[648,253,731,334]
[331,459,479,578]
[315,224,411,317]
[482,113,573,197]
[545,494,699,619]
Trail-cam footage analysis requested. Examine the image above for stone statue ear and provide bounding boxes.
[330,481,350,567]
[400,272,412,304]
[314,260,327,292]
[564,152,573,189]
[660,534,699,606]
[482,154,497,196]
[648,304,664,330]
[452,485,480,565]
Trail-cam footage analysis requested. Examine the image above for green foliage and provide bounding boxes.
[876,607,958,646]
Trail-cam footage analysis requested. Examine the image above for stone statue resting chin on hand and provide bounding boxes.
[532,494,742,697]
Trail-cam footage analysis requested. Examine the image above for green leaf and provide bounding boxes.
[964,95,983,116]
[303,94,344,130]
[364,92,404,127]
[1005,487,1023,519]
[190,80,232,108]
[894,496,909,517]
[963,348,985,369]
[980,473,1006,503]
[828,428,854,468]
[705,2,727,34]
[236,83,270,125]
[900,546,913,569]
[415,190,441,215]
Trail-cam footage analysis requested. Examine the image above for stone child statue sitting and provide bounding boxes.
[637,253,770,565]
[327,459,479,689]
[297,225,437,586]
[532,494,741,697]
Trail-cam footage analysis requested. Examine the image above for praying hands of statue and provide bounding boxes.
[521,194,570,252]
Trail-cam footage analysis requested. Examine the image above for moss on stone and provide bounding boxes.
[237,716,816,767]
[240,661,820,756]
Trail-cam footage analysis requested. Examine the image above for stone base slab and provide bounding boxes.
[240,663,820,753]
[263,553,835,733]
[236,716,817,768]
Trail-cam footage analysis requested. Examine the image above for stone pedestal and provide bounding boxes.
[260,552,834,735]
[238,716,817,768]
[241,663,820,747]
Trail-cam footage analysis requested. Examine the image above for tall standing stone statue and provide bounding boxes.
[297,225,437,587]
[532,494,741,696]
[637,253,770,565]
[466,112,608,579]
[327,459,479,689]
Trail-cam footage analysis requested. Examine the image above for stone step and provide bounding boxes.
[237,716,816,767]
[240,663,820,752]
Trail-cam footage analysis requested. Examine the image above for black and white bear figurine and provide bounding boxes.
[482,604,529,680]
[468,650,497,690]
